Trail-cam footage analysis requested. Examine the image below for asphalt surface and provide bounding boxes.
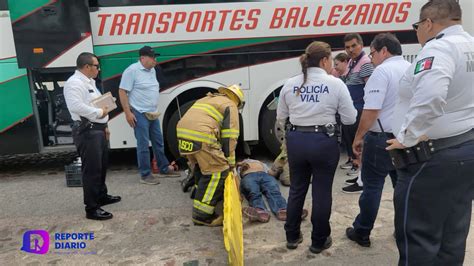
[0,148,473,265]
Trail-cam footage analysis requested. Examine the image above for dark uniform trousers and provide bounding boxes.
[72,126,108,212]
[353,132,397,235]
[285,131,339,247]
[394,139,474,266]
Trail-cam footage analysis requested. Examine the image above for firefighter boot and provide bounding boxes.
[192,213,223,227]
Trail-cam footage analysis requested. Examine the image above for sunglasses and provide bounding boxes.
[88,64,100,70]
[412,18,428,30]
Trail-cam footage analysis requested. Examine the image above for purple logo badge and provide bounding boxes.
[21,230,49,254]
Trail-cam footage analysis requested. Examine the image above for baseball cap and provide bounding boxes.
[139,46,160,58]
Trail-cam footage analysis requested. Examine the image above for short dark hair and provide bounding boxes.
[344,33,363,45]
[370,33,402,56]
[334,52,349,62]
[420,0,462,21]
[76,52,97,69]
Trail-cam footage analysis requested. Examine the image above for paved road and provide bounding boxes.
[0,151,473,265]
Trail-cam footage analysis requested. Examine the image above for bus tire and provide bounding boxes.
[165,101,195,159]
[260,107,284,157]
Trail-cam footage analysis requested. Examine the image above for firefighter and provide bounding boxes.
[177,85,244,226]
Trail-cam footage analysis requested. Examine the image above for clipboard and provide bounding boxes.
[90,92,117,111]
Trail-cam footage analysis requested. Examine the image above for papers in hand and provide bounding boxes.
[90,92,117,111]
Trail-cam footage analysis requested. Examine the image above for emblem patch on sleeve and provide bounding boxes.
[414,57,434,74]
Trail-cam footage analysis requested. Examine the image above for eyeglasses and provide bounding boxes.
[368,50,376,59]
[88,64,100,70]
[412,18,428,31]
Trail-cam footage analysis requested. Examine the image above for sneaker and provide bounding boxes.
[309,236,332,254]
[192,214,223,227]
[346,167,359,176]
[346,227,371,247]
[243,207,270,223]
[340,160,353,169]
[158,167,181,178]
[140,174,160,185]
[345,177,358,185]
[342,183,363,194]
[286,233,303,249]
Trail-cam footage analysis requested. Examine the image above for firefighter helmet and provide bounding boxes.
[218,84,245,109]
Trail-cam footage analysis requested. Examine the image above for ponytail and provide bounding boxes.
[297,42,332,96]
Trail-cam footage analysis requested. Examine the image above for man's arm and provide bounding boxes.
[64,81,108,120]
[396,50,454,147]
[118,89,136,127]
[221,104,240,168]
[353,109,380,159]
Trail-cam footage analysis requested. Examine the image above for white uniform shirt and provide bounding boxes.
[277,67,357,126]
[363,56,410,133]
[392,25,474,147]
[64,70,108,123]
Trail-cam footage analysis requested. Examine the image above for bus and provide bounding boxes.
[1,0,472,158]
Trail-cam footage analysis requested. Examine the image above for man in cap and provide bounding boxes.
[119,46,180,185]
[177,85,244,226]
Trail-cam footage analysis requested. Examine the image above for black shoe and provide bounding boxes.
[286,233,303,249]
[309,236,332,254]
[345,177,358,185]
[342,183,363,194]
[86,208,113,220]
[99,195,121,206]
[346,227,370,247]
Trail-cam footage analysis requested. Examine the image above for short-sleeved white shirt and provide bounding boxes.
[363,56,410,133]
[277,67,357,126]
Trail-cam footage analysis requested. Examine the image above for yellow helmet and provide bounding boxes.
[218,84,245,109]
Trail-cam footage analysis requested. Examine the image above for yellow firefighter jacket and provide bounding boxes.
[177,92,239,167]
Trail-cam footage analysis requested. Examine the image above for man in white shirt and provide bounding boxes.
[345,33,410,247]
[64,52,121,220]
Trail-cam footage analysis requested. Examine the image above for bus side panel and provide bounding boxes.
[0,75,40,155]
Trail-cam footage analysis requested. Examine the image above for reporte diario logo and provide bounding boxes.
[21,230,96,255]
[21,230,50,255]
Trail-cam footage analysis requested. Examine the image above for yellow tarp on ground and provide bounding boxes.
[223,172,244,266]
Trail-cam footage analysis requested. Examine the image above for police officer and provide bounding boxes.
[345,33,410,247]
[387,1,474,264]
[277,41,357,253]
[64,52,121,220]
[176,85,244,226]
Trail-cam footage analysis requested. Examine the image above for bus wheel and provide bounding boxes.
[165,101,195,159]
[260,107,284,157]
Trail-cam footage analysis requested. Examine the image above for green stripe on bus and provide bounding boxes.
[98,36,292,80]
[93,41,191,57]
[0,60,26,83]
[8,0,52,22]
[0,76,33,132]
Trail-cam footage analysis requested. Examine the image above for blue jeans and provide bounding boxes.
[240,172,287,214]
[133,109,170,177]
[352,133,397,235]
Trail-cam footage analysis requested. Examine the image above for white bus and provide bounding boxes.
[1,0,472,157]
